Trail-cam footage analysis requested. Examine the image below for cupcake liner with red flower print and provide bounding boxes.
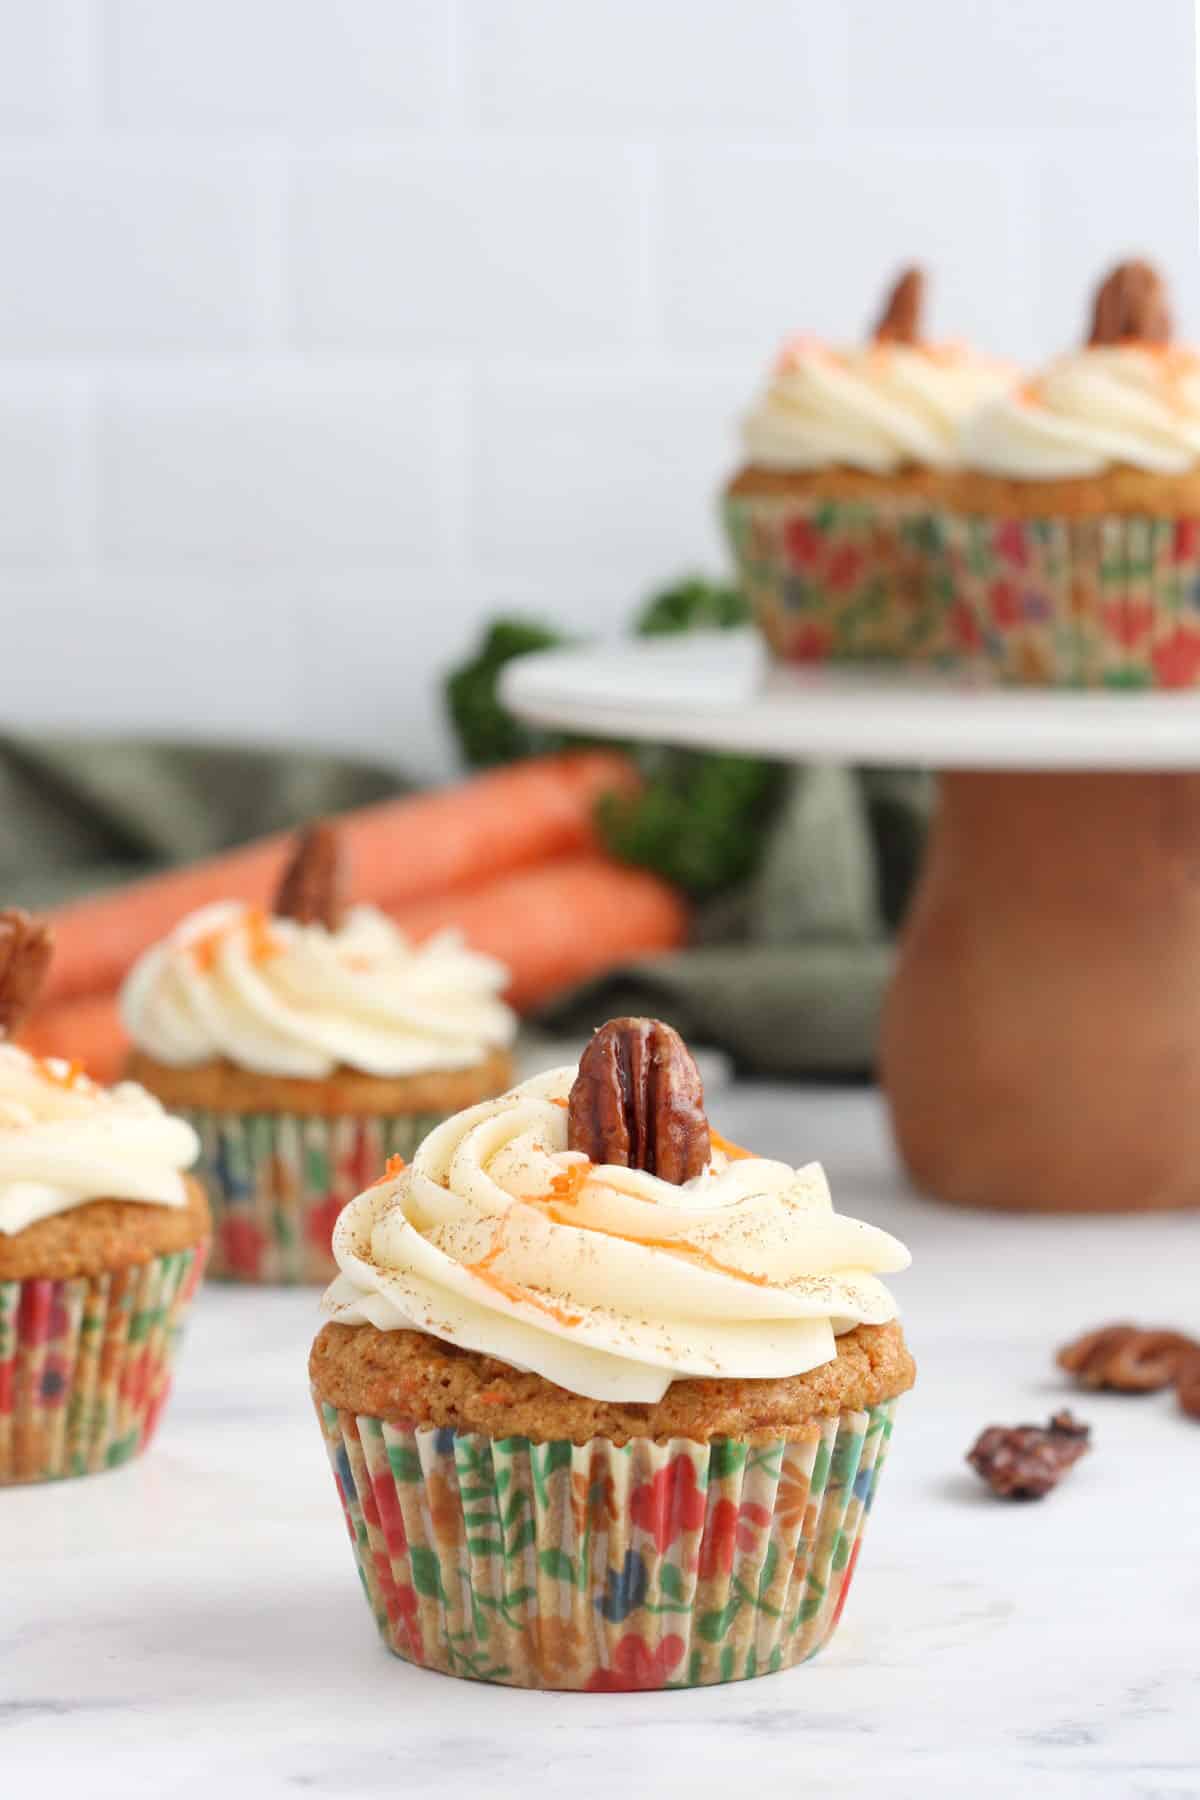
[183,1108,450,1285]
[0,1244,205,1485]
[939,512,1200,686]
[724,490,952,664]
[314,1392,899,1690]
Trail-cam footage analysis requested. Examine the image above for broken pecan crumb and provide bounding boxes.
[0,909,54,1038]
[1057,1323,1199,1394]
[872,265,925,346]
[567,1017,710,1184]
[273,820,346,929]
[1087,258,1171,346]
[966,1410,1091,1500]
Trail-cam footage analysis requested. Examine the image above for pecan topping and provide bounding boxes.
[966,1410,1091,1500]
[567,1017,710,1184]
[873,265,925,345]
[0,910,54,1038]
[1057,1322,1198,1393]
[1087,258,1171,346]
[1178,1352,1200,1421]
[273,820,346,929]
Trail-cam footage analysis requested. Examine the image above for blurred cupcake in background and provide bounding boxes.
[310,1017,914,1691]
[0,911,208,1484]
[725,265,1014,665]
[121,823,516,1286]
[946,258,1200,685]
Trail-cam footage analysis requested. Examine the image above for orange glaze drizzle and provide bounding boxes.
[538,1205,772,1289]
[191,908,281,972]
[548,1095,568,1109]
[368,1154,407,1189]
[464,1229,583,1329]
[546,1162,590,1205]
[709,1128,754,1161]
[34,1055,88,1090]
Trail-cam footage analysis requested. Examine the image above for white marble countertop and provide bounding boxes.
[5,1085,1199,1799]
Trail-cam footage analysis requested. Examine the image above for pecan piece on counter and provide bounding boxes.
[1087,258,1171,346]
[1056,1323,1199,1394]
[273,819,346,930]
[1177,1352,1200,1422]
[0,909,54,1038]
[873,265,925,345]
[567,1017,710,1184]
[966,1411,1091,1500]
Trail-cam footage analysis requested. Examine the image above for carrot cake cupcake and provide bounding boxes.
[310,1016,914,1690]
[947,258,1200,684]
[120,823,516,1285]
[725,265,1014,664]
[0,910,208,1484]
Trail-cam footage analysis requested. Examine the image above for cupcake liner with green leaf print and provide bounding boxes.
[0,1244,205,1485]
[315,1395,899,1690]
[937,511,1200,686]
[184,1107,452,1286]
[725,489,953,664]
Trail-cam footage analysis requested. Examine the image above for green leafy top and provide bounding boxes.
[443,579,780,900]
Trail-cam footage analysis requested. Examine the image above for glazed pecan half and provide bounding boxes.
[873,265,925,345]
[1057,1323,1199,1394]
[0,909,54,1038]
[273,820,346,930]
[567,1017,710,1184]
[967,1411,1091,1501]
[1087,258,1171,346]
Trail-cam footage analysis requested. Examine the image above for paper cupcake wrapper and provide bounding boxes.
[181,1108,454,1285]
[724,490,952,663]
[0,1244,205,1485]
[315,1393,898,1690]
[938,512,1200,686]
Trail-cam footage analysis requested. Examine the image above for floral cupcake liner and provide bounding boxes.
[724,490,952,664]
[314,1393,899,1690]
[182,1108,454,1285]
[935,512,1200,686]
[0,1244,205,1485]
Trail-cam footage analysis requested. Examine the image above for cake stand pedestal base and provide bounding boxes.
[882,770,1200,1213]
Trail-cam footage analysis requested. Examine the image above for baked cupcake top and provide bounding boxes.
[119,823,517,1081]
[322,1017,910,1404]
[741,266,1013,474]
[962,259,1200,479]
[0,911,198,1236]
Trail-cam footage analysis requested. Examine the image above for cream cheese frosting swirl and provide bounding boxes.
[961,347,1200,478]
[742,336,1015,474]
[0,1044,198,1235]
[120,901,516,1081]
[323,1067,911,1404]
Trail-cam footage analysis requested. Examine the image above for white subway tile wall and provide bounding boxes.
[0,0,1196,774]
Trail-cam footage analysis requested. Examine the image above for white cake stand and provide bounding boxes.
[503,632,1200,1214]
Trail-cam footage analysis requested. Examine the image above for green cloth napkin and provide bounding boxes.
[0,738,929,1077]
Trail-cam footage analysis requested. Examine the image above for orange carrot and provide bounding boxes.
[20,850,687,1077]
[388,854,689,1012]
[38,752,638,1009]
[19,993,128,1087]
